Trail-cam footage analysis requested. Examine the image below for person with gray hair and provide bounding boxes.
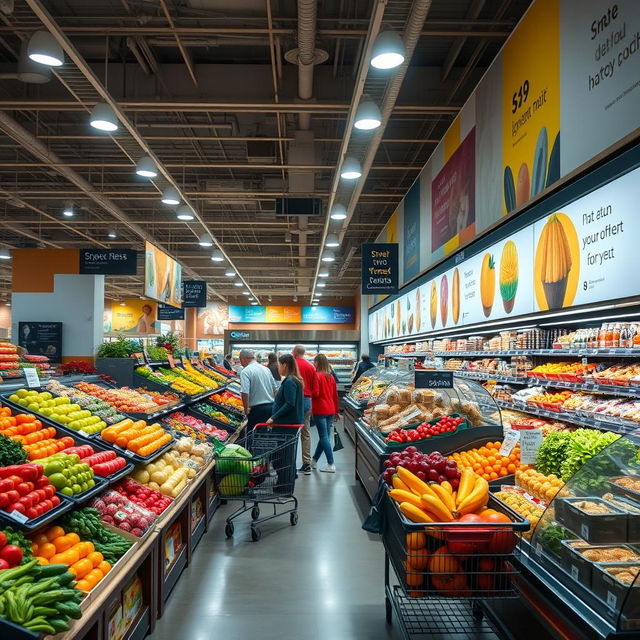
[239,348,277,431]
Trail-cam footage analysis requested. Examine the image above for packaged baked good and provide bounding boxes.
[398,388,412,405]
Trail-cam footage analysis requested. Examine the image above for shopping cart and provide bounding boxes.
[380,488,530,638]
[214,423,302,541]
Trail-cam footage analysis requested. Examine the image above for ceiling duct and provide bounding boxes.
[246,138,277,163]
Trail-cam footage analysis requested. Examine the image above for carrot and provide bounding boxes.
[137,432,172,456]
[127,432,159,452]
[16,414,36,425]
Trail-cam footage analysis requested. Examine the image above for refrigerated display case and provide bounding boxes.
[355,373,503,500]
[230,343,276,366]
[275,343,318,359]
[318,343,358,386]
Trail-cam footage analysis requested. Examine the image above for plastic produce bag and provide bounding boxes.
[90,489,157,537]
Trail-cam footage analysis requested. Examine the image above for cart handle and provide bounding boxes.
[253,423,303,429]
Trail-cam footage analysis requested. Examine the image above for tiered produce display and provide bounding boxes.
[73,381,179,414]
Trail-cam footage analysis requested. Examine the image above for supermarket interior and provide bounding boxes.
[0,0,639,639]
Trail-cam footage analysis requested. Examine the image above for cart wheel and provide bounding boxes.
[225,522,234,538]
[251,506,260,520]
[290,511,298,526]
[251,526,261,542]
[385,597,392,624]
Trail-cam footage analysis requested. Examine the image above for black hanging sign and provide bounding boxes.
[158,304,185,320]
[79,249,138,275]
[361,243,398,295]
[182,280,207,307]
[415,370,454,389]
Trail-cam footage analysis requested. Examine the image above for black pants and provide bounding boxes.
[247,403,273,432]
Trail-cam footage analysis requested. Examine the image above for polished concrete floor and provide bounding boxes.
[149,425,400,640]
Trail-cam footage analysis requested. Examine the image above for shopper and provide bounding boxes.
[267,354,304,426]
[292,344,316,475]
[266,352,281,383]
[239,348,277,431]
[352,354,375,382]
[311,354,339,473]
[223,353,234,372]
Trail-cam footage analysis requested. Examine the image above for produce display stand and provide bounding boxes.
[343,396,364,443]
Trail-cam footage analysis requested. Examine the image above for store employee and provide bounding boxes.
[239,348,277,430]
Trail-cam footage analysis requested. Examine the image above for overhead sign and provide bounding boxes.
[79,249,138,275]
[229,305,355,324]
[144,242,182,308]
[361,243,398,295]
[370,165,640,342]
[301,306,354,324]
[415,371,454,389]
[18,322,62,361]
[158,303,185,320]
[182,280,207,308]
[230,330,251,340]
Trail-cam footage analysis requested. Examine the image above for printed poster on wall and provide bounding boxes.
[403,182,421,282]
[196,303,229,336]
[18,322,62,360]
[111,299,159,333]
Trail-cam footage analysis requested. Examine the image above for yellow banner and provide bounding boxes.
[111,299,159,333]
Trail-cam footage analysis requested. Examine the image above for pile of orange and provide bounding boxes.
[448,441,529,481]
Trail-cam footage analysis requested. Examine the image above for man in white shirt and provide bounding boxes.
[239,348,277,430]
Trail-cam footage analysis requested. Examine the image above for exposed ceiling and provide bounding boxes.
[0,0,532,305]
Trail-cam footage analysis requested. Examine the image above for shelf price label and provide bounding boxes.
[499,430,520,456]
[24,368,40,388]
[519,428,543,465]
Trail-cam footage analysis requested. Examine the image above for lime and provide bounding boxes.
[48,473,68,490]
[61,486,74,497]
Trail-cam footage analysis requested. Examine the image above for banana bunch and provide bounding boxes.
[389,467,489,523]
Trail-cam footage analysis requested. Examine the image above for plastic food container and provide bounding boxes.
[555,497,628,544]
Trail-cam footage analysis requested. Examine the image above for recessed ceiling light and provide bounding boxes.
[340,157,361,180]
[135,156,157,178]
[330,204,347,220]
[371,31,405,70]
[176,206,194,221]
[354,100,382,130]
[321,250,335,262]
[210,249,224,261]
[161,187,180,205]
[325,233,339,248]
[90,102,119,132]
[107,229,117,239]
[0,248,10,260]
[234,281,243,287]
[199,233,213,247]
[317,282,326,288]
[27,31,64,67]
[5,301,10,307]
[318,270,329,277]
[62,202,74,217]
[225,269,236,277]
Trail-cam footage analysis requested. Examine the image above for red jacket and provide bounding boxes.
[295,356,316,398]
[312,372,339,416]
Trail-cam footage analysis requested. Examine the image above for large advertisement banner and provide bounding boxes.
[403,182,421,282]
[369,166,640,342]
[230,305,355,325]
[111,299,159,333]
[144,242,182,308]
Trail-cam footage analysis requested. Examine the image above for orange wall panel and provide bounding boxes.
[12,249,80,293]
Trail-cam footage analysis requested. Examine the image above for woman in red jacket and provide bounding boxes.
[311,353,339,473]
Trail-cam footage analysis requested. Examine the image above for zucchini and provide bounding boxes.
[48,617,71,633]
[38,563,70,577]
[56,601,83,619]
[57,571,75,586]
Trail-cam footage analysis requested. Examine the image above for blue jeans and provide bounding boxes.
[312,414,334,465]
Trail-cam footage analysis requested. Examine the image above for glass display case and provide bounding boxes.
[529,435,640,634]
[275,343,318,359]
[348,366,409,408]
[318,343,358,386]
[230,343,276,364]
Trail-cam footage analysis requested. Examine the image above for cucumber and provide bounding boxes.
[38,563,69,578]
[56,601,83,619]
[48,617,71,633]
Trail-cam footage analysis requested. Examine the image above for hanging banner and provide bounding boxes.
[158,303,185,320]
[361,243,399,295]
[144,242,182,308]
[182,281,207,308]
[79,249,137,275]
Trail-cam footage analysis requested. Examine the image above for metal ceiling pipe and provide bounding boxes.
[296,0,317,130]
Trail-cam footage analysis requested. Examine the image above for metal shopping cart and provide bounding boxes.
[214,423,302,541]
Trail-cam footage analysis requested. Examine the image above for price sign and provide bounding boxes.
[581,357,588,365]
[499,430,520,457]
[24,368,40,388]
[415,370,454,389]
[519,428,543,465]
[9,509,29,524]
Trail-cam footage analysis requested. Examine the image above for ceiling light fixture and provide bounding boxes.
[135,156,157,178]
[210,249,224,262]
[317,282,326,288]
[312,302,318,306]
[340,157,362,180]
[321,250,335,262]
[62,201,74,217]
[242,291,250,296]
[107,229,117,239]
[325,233,339,248]
[234,281,243,287]
[199,233,213,247]
[318,270,329,278]
[330,204,347,220]
[354,100,382,130]
[248,297,254,301]
[315,292,323,297]
[225,269,236,277]
[0,248,10,260]
[27,31,64,67]
[371,31,405,69]
[18,42,50,83]
[161,187,180,205]
[119,300,126,306]
[176,206,194,221]
[89,102,118,132]
[251,302,258,306]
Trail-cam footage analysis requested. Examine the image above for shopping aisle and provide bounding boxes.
[149,427,398,640]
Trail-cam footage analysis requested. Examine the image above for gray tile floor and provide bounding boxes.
[149,426,399,640]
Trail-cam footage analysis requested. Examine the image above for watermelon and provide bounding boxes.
[218,473,250,495]
[216,444,253,474]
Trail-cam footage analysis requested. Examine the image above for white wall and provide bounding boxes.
[12,274,105,359]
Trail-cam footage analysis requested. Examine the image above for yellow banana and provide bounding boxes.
[392,475,411,493]
[456,477,489,515]
[456,469,476,507]
[441,480,453,494]
[421,493,454,522]
[397,467,432,497]
[430,483,456,513]
[399,502,435,524]
[389,489,425,510]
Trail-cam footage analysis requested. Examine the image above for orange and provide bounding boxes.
[406,532,426,550]
[66,533,80,545]
[498,468,508,477]
[487,456,496,465]
[482,473,491,481]
[45,526,65,541]
[490,472,499,480]
[492,464,501,473]
[38,542,56,559]
[53,535,73,553]
[405,569,423,587]
[507,463,516,473]
[407,549,430,571]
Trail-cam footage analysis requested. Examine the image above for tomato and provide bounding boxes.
[0,558,9,570]
[0,545,23,566]
[0,532,5,547]
[480,512,512,524]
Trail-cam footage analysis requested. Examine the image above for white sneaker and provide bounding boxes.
[311,459,317,470]
[319,464,336,473]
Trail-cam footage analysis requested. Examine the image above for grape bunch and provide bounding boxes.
[382,446,461,487]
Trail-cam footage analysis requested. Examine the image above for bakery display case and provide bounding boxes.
[354,373,504,500]
[318,343,358,387]
[521,435,640,637]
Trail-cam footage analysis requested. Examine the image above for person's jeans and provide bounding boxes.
[301,397,312,466]
[312,414,334,465]
[246,403,273,432]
